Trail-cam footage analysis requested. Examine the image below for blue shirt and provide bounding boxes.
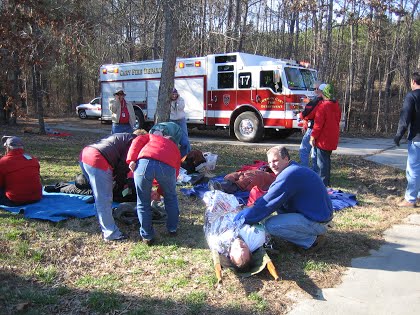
[235,161,333,224]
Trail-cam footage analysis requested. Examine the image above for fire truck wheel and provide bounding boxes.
[233,112,263,143]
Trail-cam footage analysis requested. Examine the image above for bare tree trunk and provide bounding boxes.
[225,0,234,52]
[238,0,249,52]
[233,0,241,51]
[32,64,46,135]
[155,0,180,123]
[199,0,207,55]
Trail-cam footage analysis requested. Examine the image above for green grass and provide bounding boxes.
[303,259,331,273]
[248,292,268,313]
[161,276,189,292]
[75,274,121,290]
[85,290,122,313]
[4,228,23,240]
[130,243,152,260]
[184,291,207,314]
[156,256,188,268]
[33,265,58,284]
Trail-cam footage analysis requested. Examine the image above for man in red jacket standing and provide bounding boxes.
[0,136,42,206]
[309,84,341,187]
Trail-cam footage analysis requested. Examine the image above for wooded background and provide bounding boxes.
[0,0,419,134]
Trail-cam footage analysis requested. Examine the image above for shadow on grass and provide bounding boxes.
[0,270,257,315]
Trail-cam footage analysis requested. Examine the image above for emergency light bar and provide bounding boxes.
[102,68,118,74]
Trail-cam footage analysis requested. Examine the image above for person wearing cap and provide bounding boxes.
[309,83,341,187]
[126,129,181,245]
[79,129,144,242]
[169,88,191,157]
[298,81,323,172]
[109,89,136,134]
[0,136,42,206]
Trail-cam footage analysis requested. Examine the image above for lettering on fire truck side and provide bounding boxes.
[118,67,162,76]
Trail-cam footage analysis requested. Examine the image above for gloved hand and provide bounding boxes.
[393,136,401,147]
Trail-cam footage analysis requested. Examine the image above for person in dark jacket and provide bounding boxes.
[234,146,333,252]
[299,81,323,172]
[79,130,144,241]
[394,71,420,207]
[126,130,181,245]
[310,84,341,187]
[0,136,42,206]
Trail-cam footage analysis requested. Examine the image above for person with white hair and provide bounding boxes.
[0,136,42,206]
[169,88,191,157]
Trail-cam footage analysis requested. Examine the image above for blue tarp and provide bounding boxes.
[180,176,358,211]
[0,191,97,222]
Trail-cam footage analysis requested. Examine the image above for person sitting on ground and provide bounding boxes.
[234,145,333,253]
[209,169,275,194]
[0,136,42,206]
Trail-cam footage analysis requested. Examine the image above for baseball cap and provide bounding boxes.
[2,136,24,148]
[114,89,126,96]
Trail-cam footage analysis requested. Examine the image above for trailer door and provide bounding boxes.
[146,80,160,120]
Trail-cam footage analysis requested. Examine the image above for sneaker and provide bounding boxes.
[105,233,128,242]
[398,199,416,208]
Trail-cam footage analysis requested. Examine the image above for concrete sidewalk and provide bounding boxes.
[288,214,420,315]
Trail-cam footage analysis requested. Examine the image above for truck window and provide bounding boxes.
[215,55,237,63]
[238,72,252,88]
[260,71,277,92]
[285,67,317,90]
[301,69,317,90]
[218,65,234,89]
[218,73,234,89]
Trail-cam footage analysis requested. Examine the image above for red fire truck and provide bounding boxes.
[100,52,318,142]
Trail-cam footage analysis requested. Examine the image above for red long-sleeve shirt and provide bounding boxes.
[0,149,42,203]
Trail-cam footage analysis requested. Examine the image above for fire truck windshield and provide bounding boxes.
[285,67,317,91]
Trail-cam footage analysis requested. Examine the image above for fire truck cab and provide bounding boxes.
[99,52,318,142]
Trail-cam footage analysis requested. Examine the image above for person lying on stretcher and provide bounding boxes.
[203,190,267,272]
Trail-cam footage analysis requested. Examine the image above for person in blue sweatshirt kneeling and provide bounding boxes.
[234,145,333,252]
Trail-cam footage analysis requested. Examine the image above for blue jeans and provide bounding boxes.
[133,158,179,240]
[170,118,191,157]
[316,148,332,187]
[112,123,133,134]
[299,128,318,172]
[265,213,328,249]
[80,162,123,240]
[405,141,420,203]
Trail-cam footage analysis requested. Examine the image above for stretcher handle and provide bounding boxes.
[266,260,280,281]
